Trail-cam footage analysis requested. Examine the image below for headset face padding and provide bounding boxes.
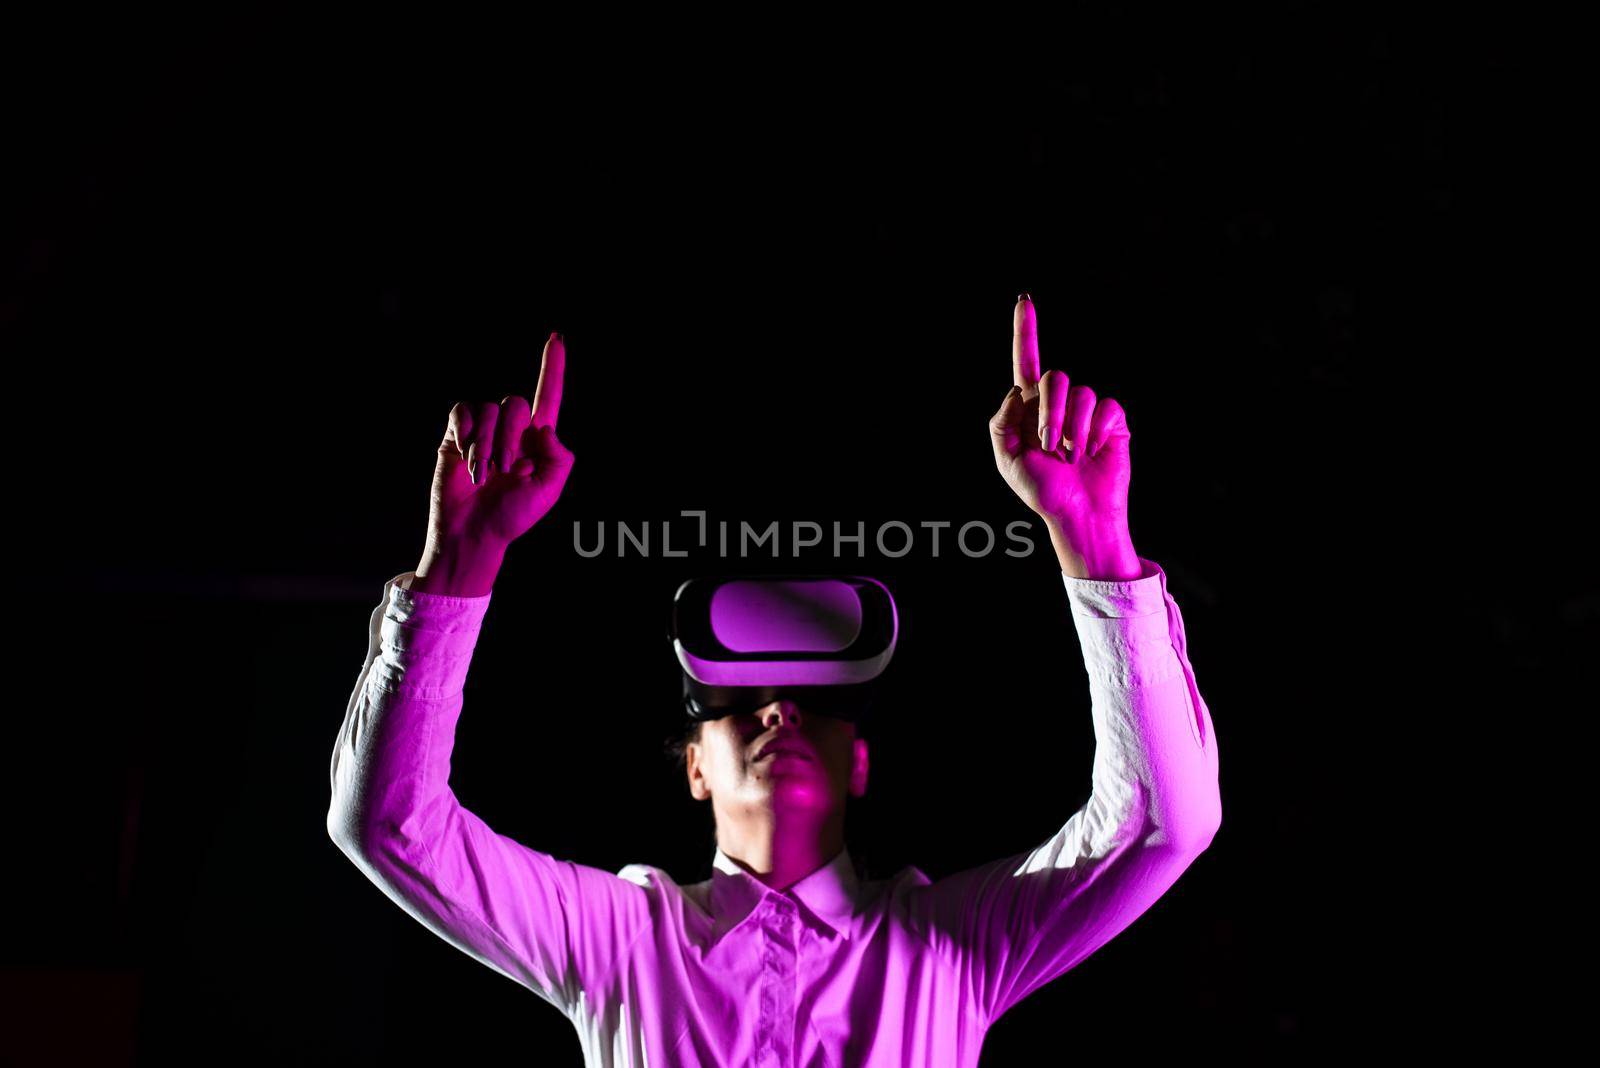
[681,678,881,725]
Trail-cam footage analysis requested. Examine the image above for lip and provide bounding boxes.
[755,742,812,762]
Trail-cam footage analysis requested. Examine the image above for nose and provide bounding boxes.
[760,699,801,728]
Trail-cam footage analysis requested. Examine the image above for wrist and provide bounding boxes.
[411,534,507,597]
[1042,514,1140,581]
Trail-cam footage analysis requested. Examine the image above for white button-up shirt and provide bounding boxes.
[328,556,1221,1066]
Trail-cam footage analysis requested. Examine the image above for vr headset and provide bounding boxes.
[669,574,899,725]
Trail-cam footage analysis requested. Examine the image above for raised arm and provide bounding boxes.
[905,555,1220,1026]
[325,334,651,1017]
[902,295,1222,1027]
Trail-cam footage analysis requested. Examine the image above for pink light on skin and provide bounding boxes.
[688,697,869,893]
[412,298,1151,898]
[408,331,574,599]
[990,294,1143,582]
[695,296,1146,894]
[330,301,1220,1063]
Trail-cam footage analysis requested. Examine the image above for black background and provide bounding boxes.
[2,9,1570,1064]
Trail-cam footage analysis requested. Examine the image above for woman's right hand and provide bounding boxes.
[423,332,576,560]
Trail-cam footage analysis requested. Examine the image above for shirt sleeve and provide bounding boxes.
[904,556,1222,1029]
[326,571,652,1018]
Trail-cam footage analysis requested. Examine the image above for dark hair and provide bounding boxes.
[661,719,705,772]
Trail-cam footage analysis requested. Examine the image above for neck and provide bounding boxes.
[716,808,846,891]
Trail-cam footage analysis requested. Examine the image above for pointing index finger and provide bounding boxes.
[1012,294,1040,398]
[532,331,565,430]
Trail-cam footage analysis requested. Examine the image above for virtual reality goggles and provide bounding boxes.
[669,574,899,725]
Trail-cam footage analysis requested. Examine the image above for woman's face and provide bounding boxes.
[685,699,869,817]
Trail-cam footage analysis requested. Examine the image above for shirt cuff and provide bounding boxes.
[1061,556,1182,688]
[1060,556,1165,618]
[373,570,495,695]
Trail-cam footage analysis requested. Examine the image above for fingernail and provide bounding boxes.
[1041,424,1058,450]
[469,455,479,484]
[550,331,562,342]
[1068,440,1079,465]
[1017,292,1032,303]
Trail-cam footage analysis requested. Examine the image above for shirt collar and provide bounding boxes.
[708,843,860,946]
